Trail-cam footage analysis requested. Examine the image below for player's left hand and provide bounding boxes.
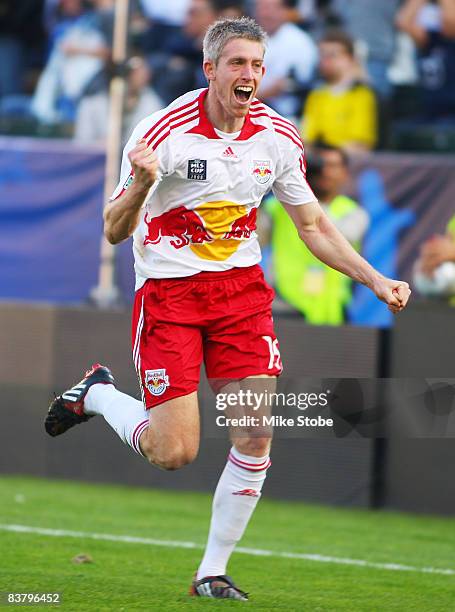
[373,278,411,314]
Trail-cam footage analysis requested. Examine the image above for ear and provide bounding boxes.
[203,59,216,82]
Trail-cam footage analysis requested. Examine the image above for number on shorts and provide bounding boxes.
[262,335,282,370]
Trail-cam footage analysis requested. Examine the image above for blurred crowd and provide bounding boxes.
[1,0,455,150]
[1,0,455,319]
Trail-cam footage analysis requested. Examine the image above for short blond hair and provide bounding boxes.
[203,17,267,65]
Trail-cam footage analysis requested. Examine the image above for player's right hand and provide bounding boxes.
[128,138,158,189]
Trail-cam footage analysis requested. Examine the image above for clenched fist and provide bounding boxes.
[128,138,159,190]
[373,277,411,314]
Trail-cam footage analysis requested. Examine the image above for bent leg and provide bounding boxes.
[85,383,148,451]
[118,277,204,469]
[139,391,200,470]
[85,383,199,471]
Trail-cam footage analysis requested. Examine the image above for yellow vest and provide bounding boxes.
[266,195,361,325]
[447,215,455,239]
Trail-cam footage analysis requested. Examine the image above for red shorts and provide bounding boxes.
[131,265,283,408]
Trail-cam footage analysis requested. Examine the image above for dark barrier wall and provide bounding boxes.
[1,302,455,514]
[0,303,377,509]
[383,301,455,515]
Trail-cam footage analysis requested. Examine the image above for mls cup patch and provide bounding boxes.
[187,159,207,181]
[252,160,272,184]
[145,369,170,396]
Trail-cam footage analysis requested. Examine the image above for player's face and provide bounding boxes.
[205,38,265,119]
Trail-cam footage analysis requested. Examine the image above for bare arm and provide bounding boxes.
[283,200,411,313]
[439,0,455,37]
[395,0,428,47]
[103,139,158,244]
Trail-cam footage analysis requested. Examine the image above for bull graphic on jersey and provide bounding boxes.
[143,206,212,249]
[252,160,272,184]
[143,202,258,262]
[223,208,257,240]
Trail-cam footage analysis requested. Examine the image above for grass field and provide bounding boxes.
[0,476,454,611]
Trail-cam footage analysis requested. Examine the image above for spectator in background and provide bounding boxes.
[301,30,378,153]
[283,0,343,38]
[74,55,163,145]
[414,215,455,300]
[85,0,115,93]
[150,0,244,104]
[138,0,191,53]
[331,0,400,100]
[31,0,112,124]
[265,144,369,324]
[43,0,113,67]
[44,0,89,48]
[0,1,46,100]
[255,0,318,119]
[287,0,318,30]
[396,0,455,121]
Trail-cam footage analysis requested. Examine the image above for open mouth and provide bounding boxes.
[233,85,253,104]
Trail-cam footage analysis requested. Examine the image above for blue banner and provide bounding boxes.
[0,138,105,303]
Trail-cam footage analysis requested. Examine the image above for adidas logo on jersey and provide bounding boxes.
[222,146,238,159]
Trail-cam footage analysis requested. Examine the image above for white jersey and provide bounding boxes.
[111,88,315,288]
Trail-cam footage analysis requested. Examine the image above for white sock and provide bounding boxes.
[197,446,271,579]
[84,384,149,457]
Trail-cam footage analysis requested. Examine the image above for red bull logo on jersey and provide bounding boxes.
[223,207,257,240]
[252,160,272,184]
[143,201,258,262]
[145,369,170,396]
[144,206,213,249]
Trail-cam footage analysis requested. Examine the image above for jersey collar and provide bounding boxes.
[186,89,266,141]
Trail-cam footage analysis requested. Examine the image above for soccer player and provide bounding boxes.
[45,17,411,600]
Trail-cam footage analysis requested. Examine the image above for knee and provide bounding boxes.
[158,447,198,471]
[141,435,198,470]
[234,437,271,458]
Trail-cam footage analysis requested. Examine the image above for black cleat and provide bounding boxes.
[190,574,249,601]
[45,363,115,437]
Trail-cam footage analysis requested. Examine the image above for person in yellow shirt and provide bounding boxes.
[302,30,378,153]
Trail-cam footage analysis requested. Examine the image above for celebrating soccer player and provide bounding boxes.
[45,17,411,601]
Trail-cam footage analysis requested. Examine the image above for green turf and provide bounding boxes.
[0,476,454,611]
